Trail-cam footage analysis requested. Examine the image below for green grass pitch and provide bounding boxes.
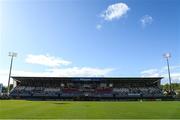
[0,100,180,119]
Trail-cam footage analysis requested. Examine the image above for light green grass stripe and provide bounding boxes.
[1,100,180,119]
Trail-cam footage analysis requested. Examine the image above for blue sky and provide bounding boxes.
[0,0,180,85]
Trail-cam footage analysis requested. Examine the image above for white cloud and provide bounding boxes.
[140,15,153,27]
[141,69,161,77]
[48,67,114,77]
[0,67,114,86]
[25,54,71,67]
[170,73,180,83]
[101,3,130,21]
[96,24,102,30]
[141,65,180,84]
[0,54,115,86]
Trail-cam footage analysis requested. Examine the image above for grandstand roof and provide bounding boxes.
[11,76,163,82]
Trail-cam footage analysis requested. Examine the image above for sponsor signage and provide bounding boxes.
[72,78,103,81]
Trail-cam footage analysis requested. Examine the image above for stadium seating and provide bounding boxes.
[10,85,163,99]
[10,77,164,99]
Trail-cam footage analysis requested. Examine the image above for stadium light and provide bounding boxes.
[163,53,172,93]
[7,52,17,95]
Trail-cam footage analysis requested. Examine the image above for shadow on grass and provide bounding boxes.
[53,102,70,105]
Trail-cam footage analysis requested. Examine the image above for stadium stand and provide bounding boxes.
[10,77,165,100]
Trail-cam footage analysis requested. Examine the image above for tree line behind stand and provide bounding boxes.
[161,83,180,98]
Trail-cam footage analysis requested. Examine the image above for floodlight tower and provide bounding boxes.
[163,53,172,93]
[7,52,17,95]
